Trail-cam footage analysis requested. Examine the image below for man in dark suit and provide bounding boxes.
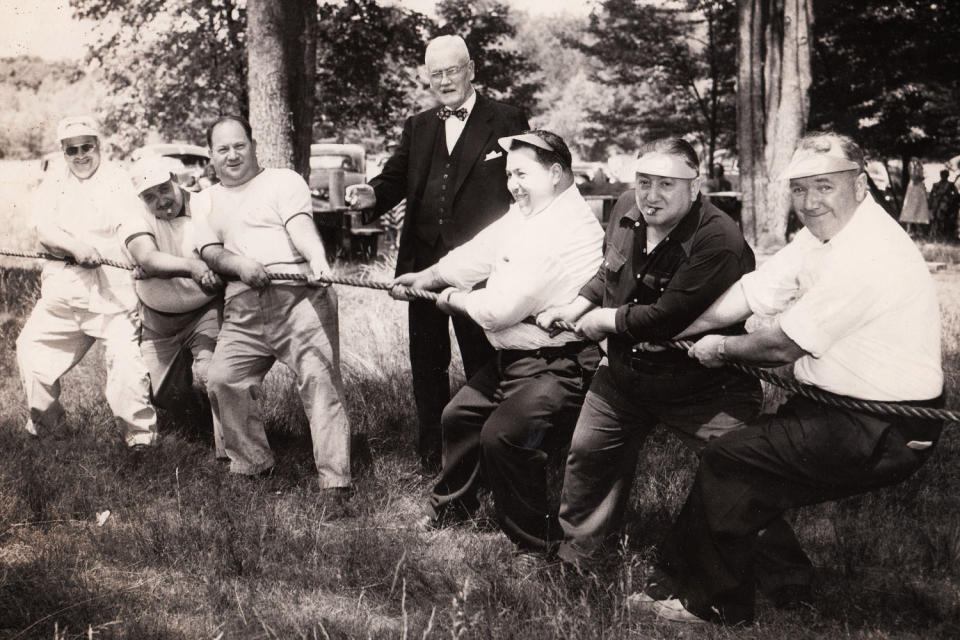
[347,35,529,470]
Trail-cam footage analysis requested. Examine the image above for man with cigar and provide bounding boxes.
[394,130,603,550]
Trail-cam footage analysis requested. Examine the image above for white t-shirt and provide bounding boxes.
[121,192,215,313]
[192,168,314,299]
[437,184,604,350]
[33,161,139,313]
[741,195,943,401]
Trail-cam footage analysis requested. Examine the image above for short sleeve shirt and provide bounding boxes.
[120,192,216,313]
[33,162,140,313]
[192,168,314,298]
[741,196,943,401]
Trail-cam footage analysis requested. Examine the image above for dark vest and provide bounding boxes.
[415,124,466,246]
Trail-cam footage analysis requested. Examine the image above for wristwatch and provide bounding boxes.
[717,336,729,361]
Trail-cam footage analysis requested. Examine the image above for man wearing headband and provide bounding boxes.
[632,132,943,625]
[345,35,529,471]
[393,130,603,551]
[537,137,785,573]
[123,158,224,452]
[16,116,158,450]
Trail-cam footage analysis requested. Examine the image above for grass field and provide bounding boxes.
[2,170,960,638]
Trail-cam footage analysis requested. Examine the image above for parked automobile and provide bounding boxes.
[309,143,365,201]
[129,143,210,191]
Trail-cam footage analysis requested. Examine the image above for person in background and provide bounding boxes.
[899,157,930,237]
[928,169,959,242]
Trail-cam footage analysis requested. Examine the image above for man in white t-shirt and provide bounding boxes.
[631,132,944,626]
[124,158,224,453]
[16,116,157,449]
[193,115,350,489]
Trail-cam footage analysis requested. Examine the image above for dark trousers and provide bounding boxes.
[656,396,942,625]
[409,300,493,458]
[426,344,599,549]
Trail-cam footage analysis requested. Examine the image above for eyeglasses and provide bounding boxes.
[428,63,468,82]
[64,143,97,157]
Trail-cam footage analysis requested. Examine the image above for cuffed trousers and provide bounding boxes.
[16,297,157,447]
[207,285,350,488]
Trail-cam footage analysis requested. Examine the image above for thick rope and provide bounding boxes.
[2,248,956,421]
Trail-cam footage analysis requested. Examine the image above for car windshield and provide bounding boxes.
[310,155,355,171]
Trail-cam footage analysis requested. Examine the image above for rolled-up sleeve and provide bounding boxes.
[461,251,564,332]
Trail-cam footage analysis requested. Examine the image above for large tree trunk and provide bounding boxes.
[246,0,316,179]
[737,0,812,251]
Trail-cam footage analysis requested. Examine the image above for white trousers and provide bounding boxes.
[16,297,157,446]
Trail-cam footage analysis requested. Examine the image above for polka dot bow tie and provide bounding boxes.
[437,106,468,121]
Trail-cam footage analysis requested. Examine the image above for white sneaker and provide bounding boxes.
[652,598,708,624]
[23,419,38,437]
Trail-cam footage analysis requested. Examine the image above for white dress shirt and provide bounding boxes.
[437,184,604,350]
[445,90,476,154]
[740,195,943,401]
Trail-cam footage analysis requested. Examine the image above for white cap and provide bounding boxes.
[633,151,699,179]
[781,142,861,180]
[131,157,175,194]
[56,115,99,142]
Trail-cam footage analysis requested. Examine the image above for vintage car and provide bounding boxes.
[129,143,210,191]
[308,143,366,201]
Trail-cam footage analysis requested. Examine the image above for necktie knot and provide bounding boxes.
[438,106,468,121]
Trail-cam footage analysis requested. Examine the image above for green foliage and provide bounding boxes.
[314,0,432,140]
[576,0,737,163]
[434,0,542,117]
[810,0,960,163]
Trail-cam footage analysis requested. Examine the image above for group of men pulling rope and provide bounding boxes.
[8,34,948,628]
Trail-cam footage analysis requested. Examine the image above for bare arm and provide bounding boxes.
[689,323,809,369]
[200,244,269,289]
[37,221,101,267]
[284,213,331,280]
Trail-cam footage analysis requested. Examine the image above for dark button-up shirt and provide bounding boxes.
[579,191,755,387]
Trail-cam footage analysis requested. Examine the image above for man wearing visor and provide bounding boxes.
[393,130,603,550]
[16,116,158,449]
[124,158,224,453]
[538,137,768,568]
[633,132,943,625]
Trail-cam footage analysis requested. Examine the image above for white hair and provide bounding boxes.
[424,35,470,65]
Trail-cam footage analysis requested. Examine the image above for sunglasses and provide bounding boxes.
[64,143,97,157]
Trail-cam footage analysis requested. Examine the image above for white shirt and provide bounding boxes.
[192,168,314,299]
[437,184,604,350]
[445,91,476,154]
[121,192,215,313]
[33,162,139,314]
[741,195,942,401]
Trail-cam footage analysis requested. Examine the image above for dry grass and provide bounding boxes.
[1,169,959,638]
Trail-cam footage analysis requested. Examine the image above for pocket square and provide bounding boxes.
[484,150,503,161]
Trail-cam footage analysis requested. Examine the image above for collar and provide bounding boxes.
[453,90,477,117]
[523,183,581,219]
[821,194,884,249]
[619,193,704,257]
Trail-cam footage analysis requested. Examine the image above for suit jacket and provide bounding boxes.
[369,93,529,275]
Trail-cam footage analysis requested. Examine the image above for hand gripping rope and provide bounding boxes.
[2,248,958,423]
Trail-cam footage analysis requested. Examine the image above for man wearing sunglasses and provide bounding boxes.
[346,35,529,472]
[16,116,158,450]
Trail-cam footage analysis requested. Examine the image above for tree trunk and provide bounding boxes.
[246,0,316,179]
[737,0,812,251]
